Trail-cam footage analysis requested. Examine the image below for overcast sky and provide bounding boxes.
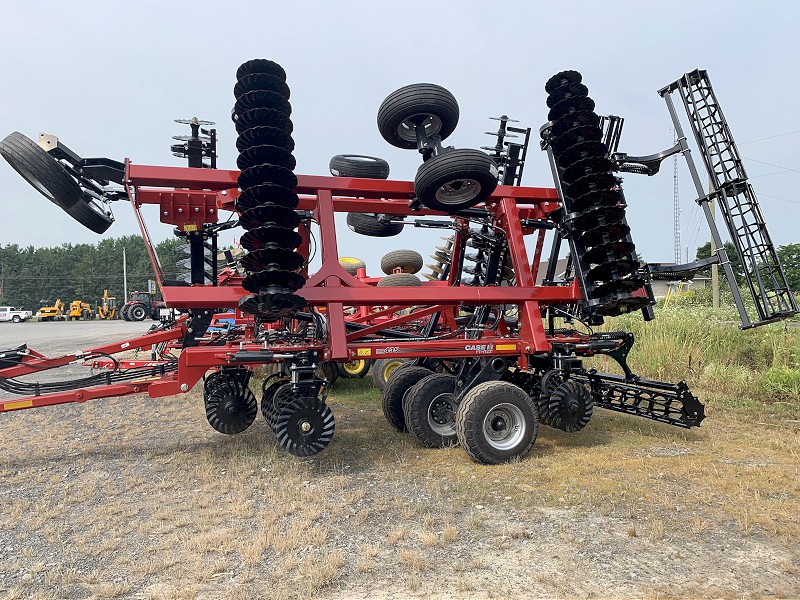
[1,0,798,275]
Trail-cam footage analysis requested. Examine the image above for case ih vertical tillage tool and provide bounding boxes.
[0,62,795,463]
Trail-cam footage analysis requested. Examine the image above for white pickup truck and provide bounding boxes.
[0,306,33,323]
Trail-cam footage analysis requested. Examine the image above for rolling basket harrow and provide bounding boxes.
[0,62,795,464]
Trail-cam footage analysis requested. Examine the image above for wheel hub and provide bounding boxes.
[428,393,457,435]
[436,178,481,204]
[398,114,443,142]
[482,403,526,450]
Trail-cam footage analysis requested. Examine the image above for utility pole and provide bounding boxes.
[123,247,128,301]
[709,177,719,308]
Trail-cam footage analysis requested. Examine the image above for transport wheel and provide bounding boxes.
[329,154,390,179]
[456,380,538,465]
[377,83,459,149]
[338,359,370,378]
[372,358,408,392]
[404,373,459,448]
[339,257,366,276]
[11,315,21,323]
[415,149,498,212]
[129,303,147,322]
[380,249,424,275]
[346,212,404,237]
[204,375,258,435]
[274,396,335,456]
[548,380,593,433]
[377,273,421,287]
[0,131,81,209]
[382,365,433,432]
[64,191,115,234]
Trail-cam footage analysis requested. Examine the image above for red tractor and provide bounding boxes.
[120,291,166,321]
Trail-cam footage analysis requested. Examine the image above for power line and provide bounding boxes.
[743,156,800,174]
[740,129,800,144]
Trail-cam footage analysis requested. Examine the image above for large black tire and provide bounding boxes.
[404,373,459,448]
[372,357,408,392]
[129,303,147,322]
[382,365,433,432]
[377,84,459,149]
[0,132,81,209]
[64,192,114,234]
[380,250,424,275]
[120,305,130,321]
[346,213,404,237]
[456,381,538,465]
[415,149,499,212]
[339,257,366,276]
[329,154,390,179]
[377,273,422,287]
[338,359,371,379]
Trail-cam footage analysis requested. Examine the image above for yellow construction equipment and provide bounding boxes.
[67,300,94,320]
[96,290,118,320]
[39,299,65,321]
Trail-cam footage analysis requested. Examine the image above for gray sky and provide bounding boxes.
[1,0,798,275]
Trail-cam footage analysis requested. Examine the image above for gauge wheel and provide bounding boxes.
[415,149,498,212]
[377,83,459,149]
[0,131,81,209]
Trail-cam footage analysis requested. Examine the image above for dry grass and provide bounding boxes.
[0,364,798,598]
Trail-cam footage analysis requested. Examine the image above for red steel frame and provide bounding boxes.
[1,163,597,413]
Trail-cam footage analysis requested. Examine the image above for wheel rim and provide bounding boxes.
[483,402,526,450]
[397,114,443,143]
[435,178,482,205]
[428,392,457,435]
[383,360,404,382]
[343,360,365,375]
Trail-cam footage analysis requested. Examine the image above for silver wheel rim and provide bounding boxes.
[483,402,526,450]
[435,178,481,205]
[428,392,457,436]
[397,114,443,143]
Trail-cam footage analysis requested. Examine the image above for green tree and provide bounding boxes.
[776,243,800,291]
[695,241,744,285]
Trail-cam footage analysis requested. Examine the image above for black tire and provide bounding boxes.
[456,381,538,465]
[339,257,366,276]
[346,213,403,237]
[11,315,21,323]
[120,305,130,321]
[316,361,339,385]
[64,192,114,234]
[377,273,421,287]
[404,373,459,448]
[415,149,498,212]
[372,357,408,392]
[382,365,433,432]
[129,303,147,322]
[380,249,424,275]
[377,84,459,149]
[0,132,81,209]
[329,154,390,179]
[338,359,371,379]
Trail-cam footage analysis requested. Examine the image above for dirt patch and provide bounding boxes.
[0,378,798,599]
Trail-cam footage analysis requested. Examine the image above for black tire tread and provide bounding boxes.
[329,154,390,179]
[381,365,433,432]
[415,149,498,212]
[346,213,403,237]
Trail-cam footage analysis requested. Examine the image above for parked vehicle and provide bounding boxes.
[0,306,33,323]
[39,299,65,321]
[96,290,118,319]
[120,291,166,321]
[67,300,94,320]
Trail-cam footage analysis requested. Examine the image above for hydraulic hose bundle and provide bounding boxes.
[233,59,307,321]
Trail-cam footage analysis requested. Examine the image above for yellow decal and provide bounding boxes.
[496,344,517,351]
[3,400,33,411]
[356,348,371,357]
[183,223,198,232]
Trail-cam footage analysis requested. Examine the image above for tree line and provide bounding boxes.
[0,236,183,310]
[695,242,800,290]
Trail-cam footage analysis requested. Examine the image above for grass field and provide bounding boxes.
[0,303,798,599]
